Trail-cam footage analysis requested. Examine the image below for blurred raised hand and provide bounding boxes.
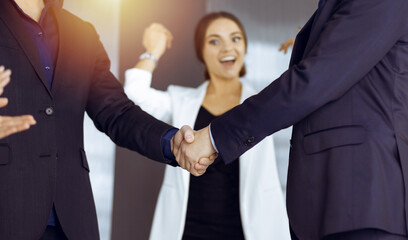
[143,23,173,60]
[0,66,36,139]
[135,23,173,72]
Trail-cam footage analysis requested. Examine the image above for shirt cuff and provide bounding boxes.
[161,128,179,167]
[208,124,219,153]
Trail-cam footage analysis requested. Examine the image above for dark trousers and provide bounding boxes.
[39,224,68,240]
[291,228,408,240]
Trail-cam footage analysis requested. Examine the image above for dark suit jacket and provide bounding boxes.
[211,0,408,239]
[0,1,173,239]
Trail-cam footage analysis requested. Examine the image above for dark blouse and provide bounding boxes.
[182,107,245,240]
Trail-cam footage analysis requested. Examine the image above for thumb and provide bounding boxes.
[180,125,195,143]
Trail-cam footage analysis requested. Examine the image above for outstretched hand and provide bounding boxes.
[0,66,36,139]
[171,125,217,176]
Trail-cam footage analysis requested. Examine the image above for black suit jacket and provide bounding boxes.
[0,2,173,239]
[211,0,408,239]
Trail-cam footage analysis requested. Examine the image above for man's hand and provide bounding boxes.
[0,66,36,139]
[171,125,217,176]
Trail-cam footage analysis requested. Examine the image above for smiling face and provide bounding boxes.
[202,18,246,81]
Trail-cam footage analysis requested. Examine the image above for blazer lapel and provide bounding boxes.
[0,0,52,97]
[289,13,315,67]
[49,6,66,94]
[290,0,338,66]
[302,0,337,57]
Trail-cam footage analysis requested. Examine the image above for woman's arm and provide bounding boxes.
[124,23,174,123]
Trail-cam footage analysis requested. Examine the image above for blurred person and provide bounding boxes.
[174,0,408,239]
[124,12,290,240]
[0,0,203,239]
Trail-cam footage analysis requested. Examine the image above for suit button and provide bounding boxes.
[45,107,54,116]
[244,136,255,146]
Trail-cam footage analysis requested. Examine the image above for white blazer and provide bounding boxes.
[124,69,291,240]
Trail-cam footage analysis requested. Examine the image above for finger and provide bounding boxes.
[189,165,202,176]
[196,169,206,176]
[190,171,201,177]
[166,35,172,49]
[191,164,206,176]
[195,153,217,171]
[209,153,218,161]
[0,121,32,139]
[195,162,206,171]
[0,115,36,126]
[0,68,11,77]
[184,151,191,172]
[0,68,11,78]
[0,75,10,89]
[165,30,173,48]
[175,139,186,169]
[0,98,8,108]
[197,157,213,167]
[179,125,194,143]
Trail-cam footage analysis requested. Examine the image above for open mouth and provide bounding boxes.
[219,56,237,67]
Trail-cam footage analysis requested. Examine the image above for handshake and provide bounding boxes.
[171,125,218,176]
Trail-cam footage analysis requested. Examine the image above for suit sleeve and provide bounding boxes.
[211,0,408,163]
[85,24,174,164]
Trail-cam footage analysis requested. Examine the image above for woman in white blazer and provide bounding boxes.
[125,12,290,240]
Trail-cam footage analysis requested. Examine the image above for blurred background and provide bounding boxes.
[65,0,316,239]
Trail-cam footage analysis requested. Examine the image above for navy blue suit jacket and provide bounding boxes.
[211,0,408,239]
[0,1,173,239]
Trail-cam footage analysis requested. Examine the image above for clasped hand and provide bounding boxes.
[171,125,217,176]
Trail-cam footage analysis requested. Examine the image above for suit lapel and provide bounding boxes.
[0,0,52,97]
[289,13,315,66]
[302,0,337,57]
[290,0,337,66]
[50,6,66,94]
